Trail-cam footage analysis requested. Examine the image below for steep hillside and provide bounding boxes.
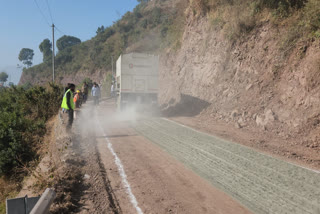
[20,0,320,166]
[159,0,320,167]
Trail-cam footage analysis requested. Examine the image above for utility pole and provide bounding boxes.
[52,24,55,83]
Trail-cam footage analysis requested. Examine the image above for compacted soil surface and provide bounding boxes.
[73,100,250,214]
[52,99,319,213]
[133,118,320,214]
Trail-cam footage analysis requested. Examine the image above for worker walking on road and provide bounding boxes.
[92,82,100,106]
[111,83,115,98]
[82,82,88,103]
[74,90,81,108]
[61,83,75,130]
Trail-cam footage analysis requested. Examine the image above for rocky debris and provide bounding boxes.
[231,109,239,119]
[255,109,277,128]
[256,115,266,126]
[84,174,91,180]
[237,118,246,128]
[265,109,276,122]
[246,84,253,91]
[235,122,242,129]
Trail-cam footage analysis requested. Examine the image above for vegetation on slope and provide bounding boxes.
[189,0,320,47]
[23,0,187,83]
[0,84,63,213]
[0,84,62,176]
[23,0,320,85]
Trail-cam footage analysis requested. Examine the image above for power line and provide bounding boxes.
[33,0,51,27]
[54,25,66,36]
[45,0,54,24]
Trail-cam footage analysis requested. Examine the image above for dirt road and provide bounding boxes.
[66,100,319,214]
[87,101,251,214]
[133,118,320,214]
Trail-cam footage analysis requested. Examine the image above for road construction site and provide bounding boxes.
[49,99,320,214]
[133,117,320,214]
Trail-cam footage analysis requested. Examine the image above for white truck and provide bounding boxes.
[116,53,159,110]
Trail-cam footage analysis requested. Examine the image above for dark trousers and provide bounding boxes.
[83,94,87,103]
[67,109,74,129]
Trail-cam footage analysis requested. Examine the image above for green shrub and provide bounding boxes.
[304,0,320,32]
[258,0,306,9]
[140,19,148,29]
[0,84,63,177]
[151,7,162,27]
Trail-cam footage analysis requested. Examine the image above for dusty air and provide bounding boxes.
[1,0,320,214]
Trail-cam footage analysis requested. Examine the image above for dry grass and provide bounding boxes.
[189,0,320,48]
[0,178,20,214]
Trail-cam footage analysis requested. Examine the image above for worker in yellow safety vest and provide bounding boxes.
[61,83,75,129]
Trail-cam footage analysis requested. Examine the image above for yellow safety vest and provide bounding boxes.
[61,89,75,110]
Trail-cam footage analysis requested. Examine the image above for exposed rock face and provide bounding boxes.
[159,15,320,143]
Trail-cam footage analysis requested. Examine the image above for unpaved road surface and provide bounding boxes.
[89,101,250,214]
[133,118,320,214]
[65,99,319,214]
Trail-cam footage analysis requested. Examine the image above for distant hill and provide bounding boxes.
[20,0,185,86]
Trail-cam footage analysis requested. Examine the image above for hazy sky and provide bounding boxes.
[0,0,139,70]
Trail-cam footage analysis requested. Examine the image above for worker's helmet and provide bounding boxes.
[76,90,80,93]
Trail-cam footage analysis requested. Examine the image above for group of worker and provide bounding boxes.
[61,81,101,130]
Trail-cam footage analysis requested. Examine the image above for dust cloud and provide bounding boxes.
[75,99,159,139]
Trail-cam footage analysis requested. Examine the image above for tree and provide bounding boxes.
[96,25,105,35]
[151,7,162,26]
[18,48,34,67]
[0,72,8,83]
[39,39,52,63]
[56,35,81,51]
[137,0,149,3]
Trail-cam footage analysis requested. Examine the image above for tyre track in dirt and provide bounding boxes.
[133,118,320,214]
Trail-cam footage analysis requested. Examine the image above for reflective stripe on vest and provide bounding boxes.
[61,89,75,110]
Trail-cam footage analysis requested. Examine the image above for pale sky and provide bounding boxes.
[0,0,139,81]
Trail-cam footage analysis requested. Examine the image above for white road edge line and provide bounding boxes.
[98,121,143,214]
[162,118,320,174]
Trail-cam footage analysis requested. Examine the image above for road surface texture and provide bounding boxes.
[133,118,320,214]
[64,99,319,213]
[91,101,251,214]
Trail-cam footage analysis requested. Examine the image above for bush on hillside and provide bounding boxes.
[0,84,63,177]
[304,0,320,33]
[56,48,73,66]
[151,7,162,27]
[257,0,306,9]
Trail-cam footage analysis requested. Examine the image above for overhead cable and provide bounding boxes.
[33,0,51,26]
[45,0,54,24]
[54,25,67,36]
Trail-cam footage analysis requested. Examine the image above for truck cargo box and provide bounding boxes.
[116,53,159,110]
